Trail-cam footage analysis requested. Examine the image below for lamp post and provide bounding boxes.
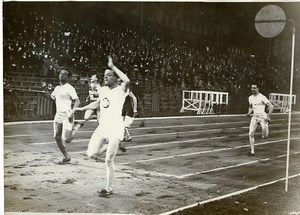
[255,4,295,192]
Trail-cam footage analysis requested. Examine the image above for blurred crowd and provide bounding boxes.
[3,9,298,95]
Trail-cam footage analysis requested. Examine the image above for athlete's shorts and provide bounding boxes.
[53,111,74,139]
[95,117,125,141]
[251,112,268,124]
[249,112,268,134]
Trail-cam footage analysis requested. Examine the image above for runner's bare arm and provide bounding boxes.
[70,98,81,117]
[75,100,99,111]
[107,56,130,92]
[129,92,138,113]
[247,103,253,117]
[266,102,274,119]
[43,89,54,100]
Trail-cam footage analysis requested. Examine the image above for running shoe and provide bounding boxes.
[247,152,255,156]
[98,189,113,197]
[57,158,71,165]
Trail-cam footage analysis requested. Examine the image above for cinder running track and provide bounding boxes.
[4,113,300,214]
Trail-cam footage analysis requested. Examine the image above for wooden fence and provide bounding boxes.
[4,85,89,121]
[6,78,185,121]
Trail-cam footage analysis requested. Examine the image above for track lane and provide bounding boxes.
[4,113,300,214]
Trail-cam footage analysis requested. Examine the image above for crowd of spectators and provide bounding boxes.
[3,8,297,97]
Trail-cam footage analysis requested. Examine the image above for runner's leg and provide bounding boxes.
[249,118,258,154]
[64,117,82,143]
[105,138,120,192]
[261,120,269,139]
[54,122,70,160]
[87,127,107,158]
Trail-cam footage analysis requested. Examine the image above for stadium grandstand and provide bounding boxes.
[3,2,300,215]
[3,2,300,121]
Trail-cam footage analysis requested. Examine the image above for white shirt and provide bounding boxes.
[98,85,127,124]
[51,83,78,113]
[249,93,270,114]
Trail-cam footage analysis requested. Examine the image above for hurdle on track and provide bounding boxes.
[269,93,296,113]
[180,90,229,114]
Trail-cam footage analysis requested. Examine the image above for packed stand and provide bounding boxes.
[3,8,296,97]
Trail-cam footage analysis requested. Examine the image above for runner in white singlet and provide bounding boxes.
[44,70,81,164]
[75,56,130,197]
[247,83,274,156]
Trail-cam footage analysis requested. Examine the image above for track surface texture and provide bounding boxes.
[4,113,300,215]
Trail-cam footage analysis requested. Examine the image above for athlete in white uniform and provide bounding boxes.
[44,70,81,164]
[247,84,273,156]
[84,74,101,123]
[75,56,130,197]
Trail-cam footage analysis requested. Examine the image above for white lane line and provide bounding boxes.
[4,133,51,138]
[29,135,216,146]
[66,157,180,179]
[134,120,257,130]
[159,173,300,215]
[135,123,274,138]
[4,130,91,138]
[120,137,300,165]
[69,135,278,155]
[177,151,300,179]
[4,122,246,138]
[133,118,292,130]
[4,118,298,138]
[4,112,298,126]
[70,131,300,155]
[136,123,300,139]
[29,139,90,145]
[70,137,210,153]
[70,148,300,180]
[14,123,300,145]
